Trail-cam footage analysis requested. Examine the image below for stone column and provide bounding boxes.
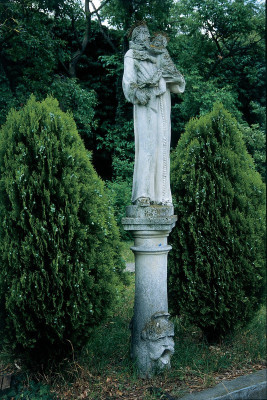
[122,205,177,378]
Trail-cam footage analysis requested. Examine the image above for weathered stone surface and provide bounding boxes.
[133,312,175,378]
[122,205,177,232]
[122,217,177,231]
[122,205,176,378]
[125,205,174,218]
[122,21,184,377]
[179,369,267,400]
[122,23,185,205]
[0,374,12,390]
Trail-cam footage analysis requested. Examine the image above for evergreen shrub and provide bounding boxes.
[106,178,132,240]
[168,104,265,341]
[0,96,125,362]
[241,123,266,182]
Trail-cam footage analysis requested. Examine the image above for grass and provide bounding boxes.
[47,277,265,399]
[0,246,266,399]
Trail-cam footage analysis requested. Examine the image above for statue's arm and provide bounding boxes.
[123,54,137,103]
[167,72,186,94]
[168,76,186,94]
[122,53,150,105]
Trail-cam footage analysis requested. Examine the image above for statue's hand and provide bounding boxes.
[135,89,149,105]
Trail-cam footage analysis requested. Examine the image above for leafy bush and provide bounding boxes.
[241,123,266,182]
[171,72,243,142]
[0,96,125,363]
[98,118,134,240]
[97,120,134,181]
[168,103,266,341]
[106,178,132,240]
[49,77,97,145]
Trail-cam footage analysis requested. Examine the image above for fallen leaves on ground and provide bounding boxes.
[47,362,265,399]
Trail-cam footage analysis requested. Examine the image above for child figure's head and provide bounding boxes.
[151,33,169,50]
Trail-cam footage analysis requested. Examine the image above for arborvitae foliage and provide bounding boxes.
[0,96,125,363]
[168,104,265,341]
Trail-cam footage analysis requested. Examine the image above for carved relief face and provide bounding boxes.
[147,333,174,369]
[141,312,175,372]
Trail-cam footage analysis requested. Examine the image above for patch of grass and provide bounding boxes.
[169,306,266,397]
[81,279,135,375]
[1,276,265,399]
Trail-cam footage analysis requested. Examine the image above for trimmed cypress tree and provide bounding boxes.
[0,96,125,361]
[168,104,265,341]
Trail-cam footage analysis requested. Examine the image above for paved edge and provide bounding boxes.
[178,369,266,400]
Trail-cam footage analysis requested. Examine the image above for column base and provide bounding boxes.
[122,205,177,377]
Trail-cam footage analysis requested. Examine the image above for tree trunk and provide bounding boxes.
[69,0,91,77]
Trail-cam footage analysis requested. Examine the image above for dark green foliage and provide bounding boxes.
[106,179,132,240]
[241,123,266,182]
[0,1,60,118]
[101,0,173,32]
[97,119,134,182]
[170,74,242,145]
[49,77,97,145]
[1,376,55,400]
[0,96,125,362]
[98,117,134,240]
[169,0,265,139]
[168,104,265,341]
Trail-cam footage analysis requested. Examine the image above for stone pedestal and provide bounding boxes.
[122,205,177,378]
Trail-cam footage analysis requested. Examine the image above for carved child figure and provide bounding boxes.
[150,33,185,92]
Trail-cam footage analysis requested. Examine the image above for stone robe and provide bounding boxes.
[123,47,185,204]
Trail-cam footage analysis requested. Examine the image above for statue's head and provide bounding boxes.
[151,32,169,50]
[130,23,150,47]
[141,311,174,371]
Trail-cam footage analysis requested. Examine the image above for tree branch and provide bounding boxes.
[206,36,264,79]
[69,0,92,77]
[89,0,117,53]
[90,0,111,15]
[71,14,82,49]
[59,58,71,76]
[206,21,223,55]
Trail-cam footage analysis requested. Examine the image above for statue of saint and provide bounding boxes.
[123,23,185,206]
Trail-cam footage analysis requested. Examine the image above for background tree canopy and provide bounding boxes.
[0,0,265,182]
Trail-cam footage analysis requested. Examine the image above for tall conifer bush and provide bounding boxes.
[0,96,125,361]
[169,104,265,341]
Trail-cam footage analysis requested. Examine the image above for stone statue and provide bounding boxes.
[122,23,181,378]
[123,23,185,206]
